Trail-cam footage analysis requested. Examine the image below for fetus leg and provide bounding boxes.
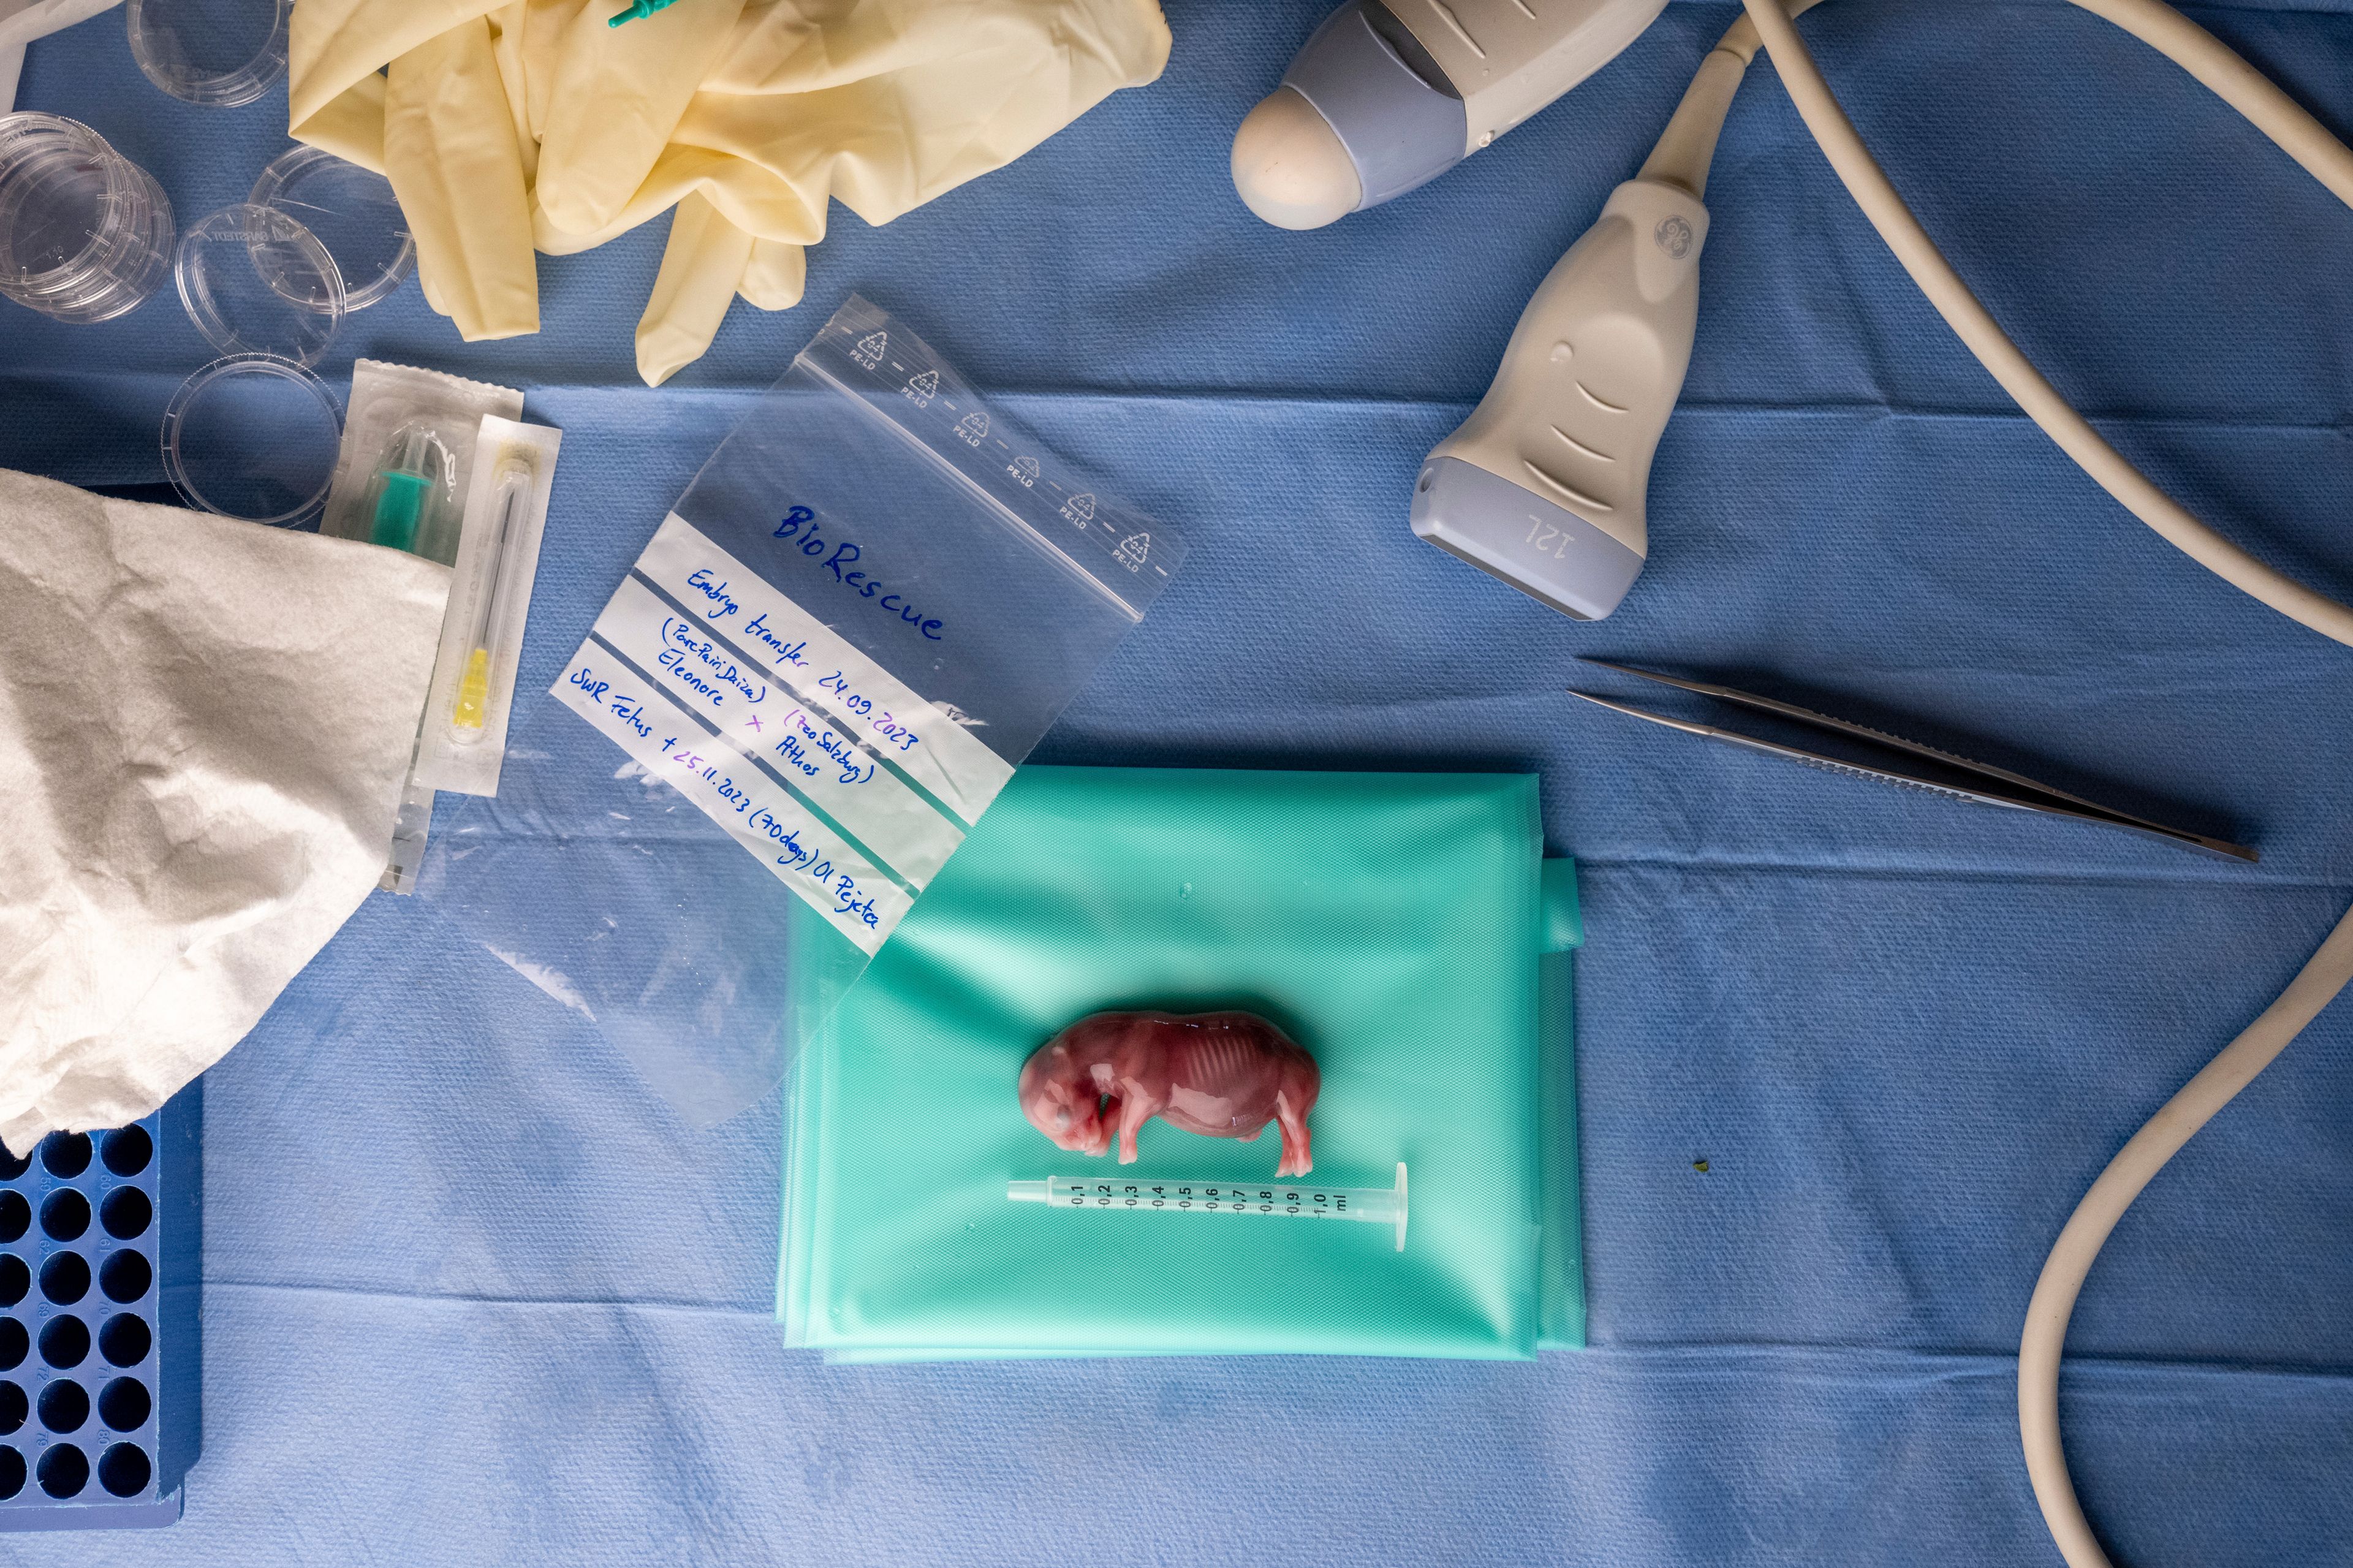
[1113,1088,1164,1164]
[1271,1091,1313,1177]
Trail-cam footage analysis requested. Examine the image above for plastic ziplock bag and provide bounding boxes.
[420,297,1185,1124]
[778,767,1584,1362]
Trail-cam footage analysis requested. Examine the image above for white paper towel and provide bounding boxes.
[0,0,125,108]
[0,469,450,1153]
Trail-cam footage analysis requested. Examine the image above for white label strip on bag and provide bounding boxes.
[588,575,966,886]
[634,513,1014,822]
[552,513,1011,955]
[551,659,913,955]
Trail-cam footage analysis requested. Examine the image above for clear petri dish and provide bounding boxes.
[175,202,344,366]
[125,0,289,108]
[162,355,343,528]
[0,112,174,323]
[248,146,412,311]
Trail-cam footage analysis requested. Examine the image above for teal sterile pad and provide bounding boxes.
[778,767,1582,1360]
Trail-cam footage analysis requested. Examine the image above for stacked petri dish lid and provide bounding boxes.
[126,0,289,108]
[162,203,346,528]
[161,355,343,528]
[160,151,420,527]
[248,145,414,311]
[0,112,175,324]
[176,202,346,366]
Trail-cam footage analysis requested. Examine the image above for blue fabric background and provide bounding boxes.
[4,1,2351,1561]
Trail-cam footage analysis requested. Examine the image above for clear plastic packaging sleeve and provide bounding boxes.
[419,297,1186,1124]
[411,416,561,799]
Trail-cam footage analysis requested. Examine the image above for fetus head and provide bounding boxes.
[1018,1042,1110,1157]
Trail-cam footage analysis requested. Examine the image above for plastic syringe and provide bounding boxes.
[1009,1162,1407,1251]
[370,425,443,555]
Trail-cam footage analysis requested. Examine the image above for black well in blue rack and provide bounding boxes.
[0,1082,200,1531]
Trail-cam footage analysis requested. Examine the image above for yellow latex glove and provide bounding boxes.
[288,0,1169,379]
[291,0,539,339]
[386,16,540,337]
[738,237,806,309]
[635,189,756,382]
[534,0,748,237]
[589,0,1173,383]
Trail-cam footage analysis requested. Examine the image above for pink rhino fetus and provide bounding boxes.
[1018,1010,1320,1177]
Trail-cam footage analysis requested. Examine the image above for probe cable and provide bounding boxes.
[2013,901,2353,1568]
[1640,4,2353,1561]
[1735,0,2353,650]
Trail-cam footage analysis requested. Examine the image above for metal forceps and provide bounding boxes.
[1567,660,2254,862]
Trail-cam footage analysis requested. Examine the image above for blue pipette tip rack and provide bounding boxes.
[0,1082,200,1531]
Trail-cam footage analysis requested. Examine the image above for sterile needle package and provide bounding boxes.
[412,417,562,798]
[420,296,1187,1124]
[322,361,523,566]
[322,362,530,891]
